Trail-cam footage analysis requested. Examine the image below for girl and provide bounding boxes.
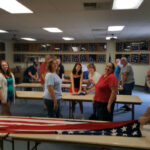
[0,60,16,115]
[70,62,84,119]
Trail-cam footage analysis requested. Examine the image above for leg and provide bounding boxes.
[79,101,84,119]
[55,99,61,118]
[1,103,10,116]
[44,99,54,117]
[79,101,83,114]
[132,104,135,120]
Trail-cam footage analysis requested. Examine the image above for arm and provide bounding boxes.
[121,72,127,87]
[86,86,95,94]
[138,107,150,125]
[48,85,57,110]
[70,73,75,94]
[79,73,83,92]
[107,86,118,113]
[0,88,5,103]
[35,72,39,80]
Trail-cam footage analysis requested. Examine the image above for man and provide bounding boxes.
[56,58,64,79]
[119,57,135,112]
[138,106,150,125]
[23,61,39,83]
[40,55,50,85]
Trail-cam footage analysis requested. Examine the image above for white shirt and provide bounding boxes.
[88,72,101,84]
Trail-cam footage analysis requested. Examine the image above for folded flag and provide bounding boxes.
[0,116,142,137]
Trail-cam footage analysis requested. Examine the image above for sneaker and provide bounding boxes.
[120,105,127,110]
[124,107,131,112]
[89,114,96,120]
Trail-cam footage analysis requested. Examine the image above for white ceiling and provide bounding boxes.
[0,0,150,42]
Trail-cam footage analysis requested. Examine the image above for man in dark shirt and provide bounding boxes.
[23,62,39,83]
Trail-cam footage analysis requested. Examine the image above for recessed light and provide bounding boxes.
[21,37,36,41]
[112,0,144,10]
[0,29,8,33]
[62,37,74,41]
[108,26,125,31]
[0,0,33,14]
[43,28,63,33]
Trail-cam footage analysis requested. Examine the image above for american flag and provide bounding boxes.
[0,116,142,137]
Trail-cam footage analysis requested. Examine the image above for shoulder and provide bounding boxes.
[108,73,117,79]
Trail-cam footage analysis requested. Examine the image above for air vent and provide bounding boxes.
[83,1,112,10]
[92,28,107,32]
[83,2,97,9]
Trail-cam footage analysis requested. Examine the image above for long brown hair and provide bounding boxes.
[0,60,12,77]
[46,59,59,74]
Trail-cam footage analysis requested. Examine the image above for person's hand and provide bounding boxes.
[78,90,82,93]
[1,98,6,104]
[138,116,149,125]
[86,90,90,94]
[107,103,111,113]
[53,100,57,111]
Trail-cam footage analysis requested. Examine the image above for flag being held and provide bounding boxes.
[0,117,142,137]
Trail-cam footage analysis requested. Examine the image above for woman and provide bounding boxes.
[70,62,83,119]
[87,63,101,91]
[88,62,118,121]
[43,59,62,118]
[86,63,101,119]
[0,60,16,115]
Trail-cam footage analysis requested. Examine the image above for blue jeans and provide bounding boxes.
[95,101,115,121]
[44,99,61,118]
[120,82,135,95]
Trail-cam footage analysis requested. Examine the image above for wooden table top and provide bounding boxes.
[16,83,87,88]
[9,125,150,149]
[16,91,142,104]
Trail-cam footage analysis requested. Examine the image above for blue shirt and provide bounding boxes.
[43,73,62,100]
[115,65,121,80]
[6,77,14,99]
[23,65,37,82]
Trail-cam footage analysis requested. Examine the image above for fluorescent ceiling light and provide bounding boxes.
[0,29,8,33]
[21,37,36,41]
[43,28,63,33]
[112,0,144,10]
[106,35,117,40]
[108,26,125,31]
[0,0,33,14]
[62,37,74,41]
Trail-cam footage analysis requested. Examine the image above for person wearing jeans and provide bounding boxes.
[43,59,62,118]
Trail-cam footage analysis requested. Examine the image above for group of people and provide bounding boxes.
[0,56,149,126]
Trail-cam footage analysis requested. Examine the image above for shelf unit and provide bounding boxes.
[13,43,107,63]
[116,41,150,64]
[0,42,5,60]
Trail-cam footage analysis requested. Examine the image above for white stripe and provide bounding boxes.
[0,117,85,125]
[0,122,72,126]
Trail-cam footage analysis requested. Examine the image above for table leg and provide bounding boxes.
[132,104,134,120]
